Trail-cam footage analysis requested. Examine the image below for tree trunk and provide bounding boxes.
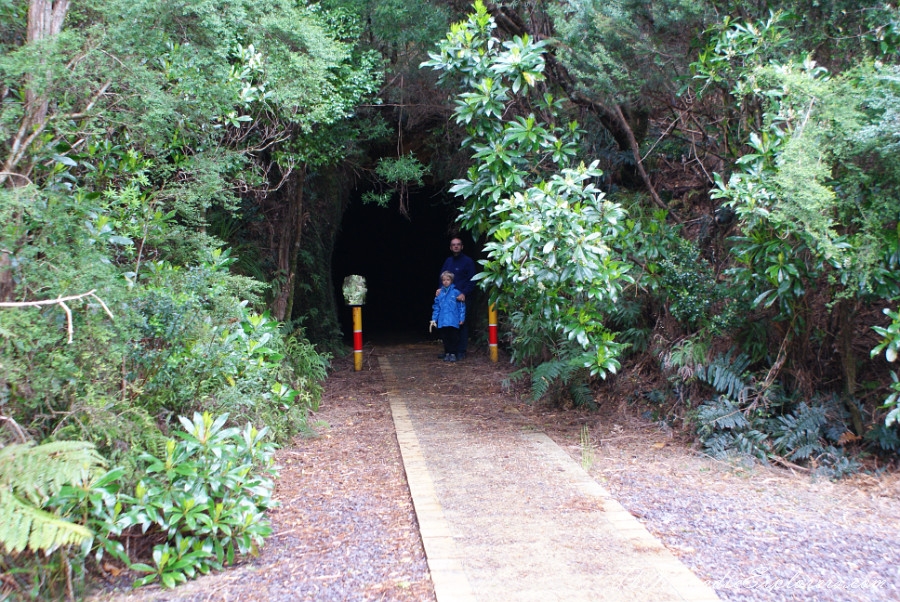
[0,1,69,295]
[836,300,865,436]
[1,0,70,186]
[25,0,69,125]
[0,253,13,302]
[271,167,307,322]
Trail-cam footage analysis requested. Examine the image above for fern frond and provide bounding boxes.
[696,397,750,436]
[0,441,106,503]
[663,337,709,372]
[503,367,531,392]
[770,402,828,460]
[733,430,769,461]
[695,350,751,401]
[531,359,570,400]
[0,441,104,553]
[619,327,651,354]
[568,380,595,410]
[0,488,93,553]
[703,432,736,458]
[608,298,643,329]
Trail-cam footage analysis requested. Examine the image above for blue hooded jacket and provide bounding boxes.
[432,284,466,328]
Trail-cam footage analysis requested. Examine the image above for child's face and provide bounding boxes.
[442,275,452,287]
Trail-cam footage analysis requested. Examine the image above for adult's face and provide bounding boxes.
[450,239,463,256]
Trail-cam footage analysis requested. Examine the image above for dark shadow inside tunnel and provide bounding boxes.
[332,188,477,345]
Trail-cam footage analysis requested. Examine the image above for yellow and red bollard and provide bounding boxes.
[342,275,367,372]
[352,305,363,371]
[488,304,498,362]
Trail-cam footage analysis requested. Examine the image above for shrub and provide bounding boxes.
[4,412,278,597]
[123,412,276,588]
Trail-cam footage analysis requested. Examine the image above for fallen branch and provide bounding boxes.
[0,289,114,343]
[614,104,671,215]
[749,321,794,412]
[768,454,810,473]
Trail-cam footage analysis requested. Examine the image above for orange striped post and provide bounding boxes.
[488,303,498,362]
[352,305,363,371]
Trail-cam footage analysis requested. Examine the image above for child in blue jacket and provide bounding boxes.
[430,271,466,362]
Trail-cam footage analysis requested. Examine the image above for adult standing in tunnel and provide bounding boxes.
[437,236,476,360]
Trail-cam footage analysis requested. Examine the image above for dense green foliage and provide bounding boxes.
[1,412,276,597]
[693,13,900,447]
[4,0,900,596]
[418,0,900,471]
[124,413,276,589]
[0,0,372,596]
[423,1,632,388]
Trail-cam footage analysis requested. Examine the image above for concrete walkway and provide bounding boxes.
[380,345,720,602]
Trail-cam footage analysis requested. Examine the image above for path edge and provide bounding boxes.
[521,430,721,602]
[382,357,478,602]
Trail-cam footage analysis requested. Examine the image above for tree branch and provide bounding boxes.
[613,104,672,215]
[0,415,29,443]
[0,289,114,344]
[483,2,674,217]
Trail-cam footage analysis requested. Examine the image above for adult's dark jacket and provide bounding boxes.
[440,253,476,297]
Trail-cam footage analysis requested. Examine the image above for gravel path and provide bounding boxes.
[383,348,717,601]
[92,343,899,601]
[534,410,900,602]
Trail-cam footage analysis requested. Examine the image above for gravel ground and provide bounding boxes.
[91,350,434,602]
[92,344,899,601]
[530,407,900,602]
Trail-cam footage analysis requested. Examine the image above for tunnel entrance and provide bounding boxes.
[332,188,477,345]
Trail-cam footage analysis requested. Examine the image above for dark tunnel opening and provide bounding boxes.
[332,188,478,345]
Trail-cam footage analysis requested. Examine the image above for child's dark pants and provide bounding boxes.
[439,326,460,356]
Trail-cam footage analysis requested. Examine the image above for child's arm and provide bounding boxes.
[459,298,466,325]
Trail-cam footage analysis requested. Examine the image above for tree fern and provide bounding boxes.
[0,441,105,553]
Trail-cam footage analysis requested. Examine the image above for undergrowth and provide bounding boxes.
[506,352,596,410]
[688,350,861,478]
